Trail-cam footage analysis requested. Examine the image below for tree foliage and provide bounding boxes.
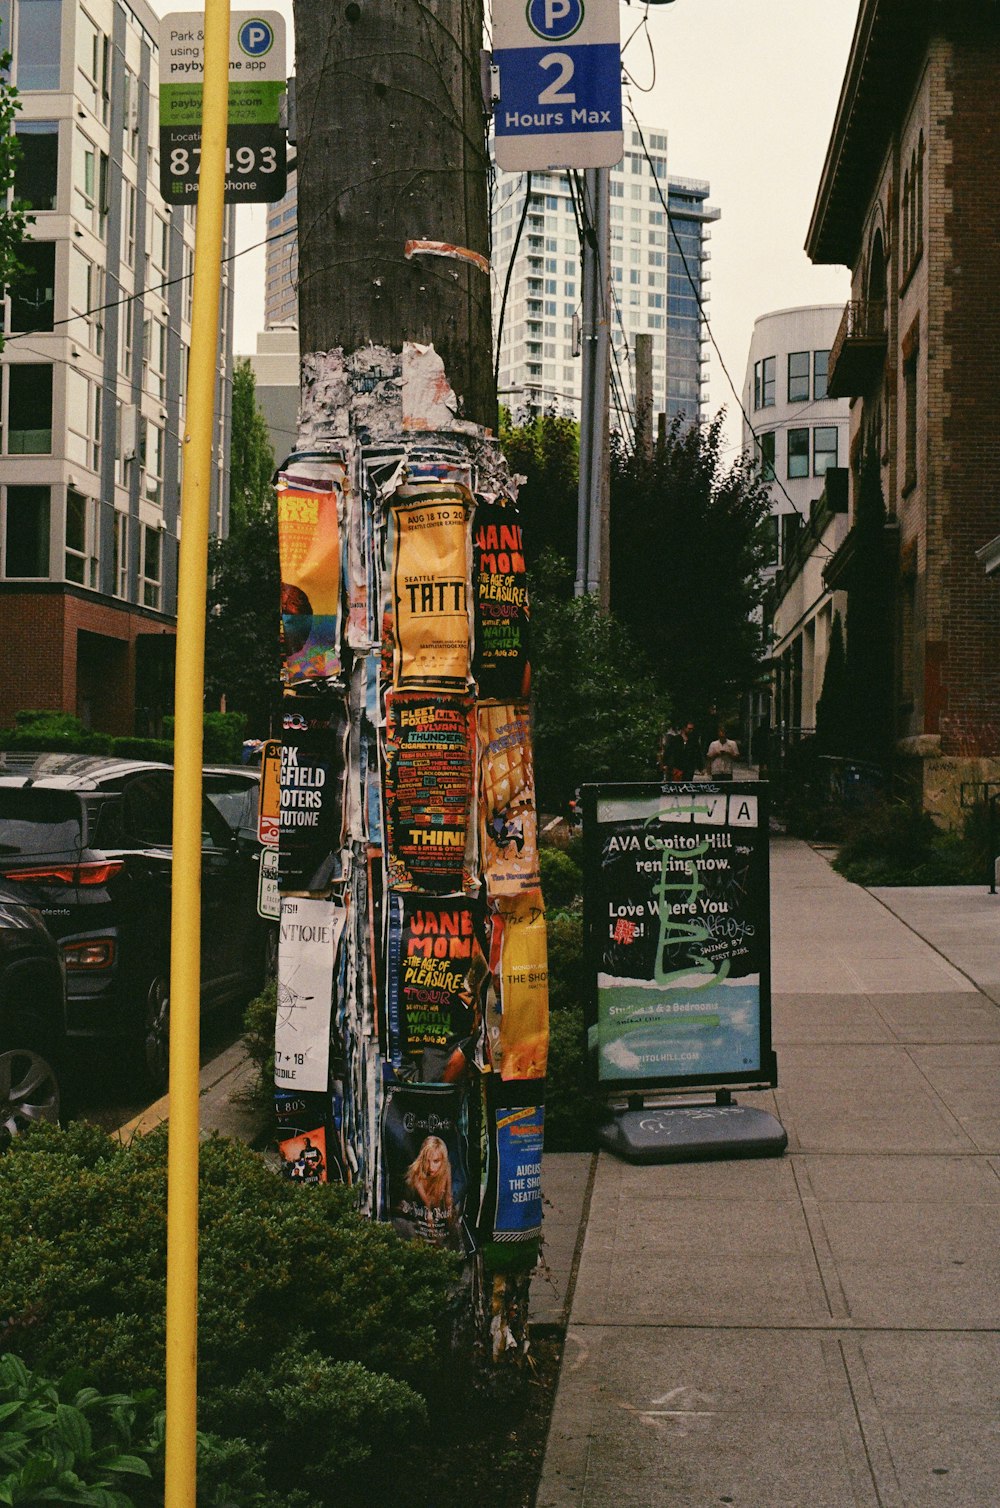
[530,554,670,811]
[0,29,33,348]
[205,360,281,734]
[609,414,773,720]
[499,411,579,583]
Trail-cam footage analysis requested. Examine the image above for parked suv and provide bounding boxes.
[0,754,274,1091]
[0,879,65,1143]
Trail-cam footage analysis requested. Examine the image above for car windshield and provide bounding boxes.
[0,789,84,858]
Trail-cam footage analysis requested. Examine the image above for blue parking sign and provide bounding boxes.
[493,0,623,169]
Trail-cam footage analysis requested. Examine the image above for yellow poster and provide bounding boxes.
[478,703,540,895]
[491,891,549,1081]
[389,483,472,688]
[277,469,344,684]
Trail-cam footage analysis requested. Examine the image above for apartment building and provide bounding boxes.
[0,0,234,734]
[807,0,1000,818]
[491,127,718,430]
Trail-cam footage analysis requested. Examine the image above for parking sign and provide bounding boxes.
[493,0,623,170]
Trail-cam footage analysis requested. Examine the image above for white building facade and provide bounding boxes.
[0,0,233,732]
[741,305,849,572]
[491,126,718,430]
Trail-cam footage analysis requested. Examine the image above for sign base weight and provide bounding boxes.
[597,1097,787,1165]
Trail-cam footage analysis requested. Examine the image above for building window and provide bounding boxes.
[759,514,778,566]
[903,352,918,491]
[787,351,809,403]
[65,487,98,587]
[13,121,58,210]
[755,356,775,410]
[69,247,104,355]
[113,510,129,597]
[15,0,61,89]
[758,430,775,482]
[6,363,52,453]
[4,484,50,576]
[813,426,838,476]
[813,349,829,401]
[142,421,162,504]
[787,427,809,478]
[140,523,161,609]
[122,183,137,268]
[66,369,102,472]
[9,240,55,332]
[780,512,801,565]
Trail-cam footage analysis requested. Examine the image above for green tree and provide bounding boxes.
[205,361,280,734]
[228,357,277,532]
[499,410,579,585]
[609,413,773,720]
[815,609,849,754]
[0,26,33,348]
[530,554,670,811]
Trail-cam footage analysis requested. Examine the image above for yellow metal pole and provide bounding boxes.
[164,0,229,1501]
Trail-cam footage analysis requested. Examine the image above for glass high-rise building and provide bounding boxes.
[491,126,719,430]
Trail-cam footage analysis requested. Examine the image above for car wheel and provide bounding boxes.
[143,975,171,1094]
[0,1047,61,1148]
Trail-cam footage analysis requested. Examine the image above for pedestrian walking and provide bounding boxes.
[705,723,740,782]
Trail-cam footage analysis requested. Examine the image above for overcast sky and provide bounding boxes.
[163,0,861,454]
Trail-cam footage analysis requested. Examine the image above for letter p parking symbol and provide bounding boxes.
[239,17,274,57]
[527,0,583,40]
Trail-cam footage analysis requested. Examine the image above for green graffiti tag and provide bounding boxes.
[648,817,731,990]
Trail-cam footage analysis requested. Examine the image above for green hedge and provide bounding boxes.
[0,1124,460,1508]
[0,710,246,765]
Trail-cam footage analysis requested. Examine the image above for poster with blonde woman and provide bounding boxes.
[380,1082,470,1251]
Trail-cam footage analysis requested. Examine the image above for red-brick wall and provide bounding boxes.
[935,28,1000,756]
[0,587,175,736]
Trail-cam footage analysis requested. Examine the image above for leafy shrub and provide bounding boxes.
[0,1124,460,1507]
[164,711,247,764]
[833,799,972,886]
[0,711,113,755]
[241,979,277,1100]
[0,1352,156,1507]
[539,846,582,911]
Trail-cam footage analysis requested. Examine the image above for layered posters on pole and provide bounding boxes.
[384,481,473,690]
[277,463,345,687]
[472,499,530,701]
[582,783,775,1092]
[477,703,539,895]
[383,691,475,894]
[279,694,350,891]
[380,1081,470,1251]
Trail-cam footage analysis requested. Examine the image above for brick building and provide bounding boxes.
[806,0,1000,818]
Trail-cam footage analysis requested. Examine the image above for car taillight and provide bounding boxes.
[5,860,125,886]
[62,938,116,970]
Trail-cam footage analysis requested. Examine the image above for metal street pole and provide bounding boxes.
[164,0,229,1499]
[576,164,611,606]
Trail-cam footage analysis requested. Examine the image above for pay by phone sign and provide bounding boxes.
[493,0,623,170]
[158,11,287,203]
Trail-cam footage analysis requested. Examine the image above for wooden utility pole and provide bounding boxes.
[294,0,492,427]
[288,0,538,1367]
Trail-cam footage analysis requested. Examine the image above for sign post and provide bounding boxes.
[159,10,287,204]
[492,0,623,170]
[582,782,787,1163]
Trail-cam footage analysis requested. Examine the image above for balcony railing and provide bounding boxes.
[827,299,887,397]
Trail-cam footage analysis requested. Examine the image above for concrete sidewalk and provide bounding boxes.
[537,838,1000,1508]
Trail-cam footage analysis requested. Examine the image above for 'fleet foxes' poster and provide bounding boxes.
[583,783,775,1092]
[383,692,475,893]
